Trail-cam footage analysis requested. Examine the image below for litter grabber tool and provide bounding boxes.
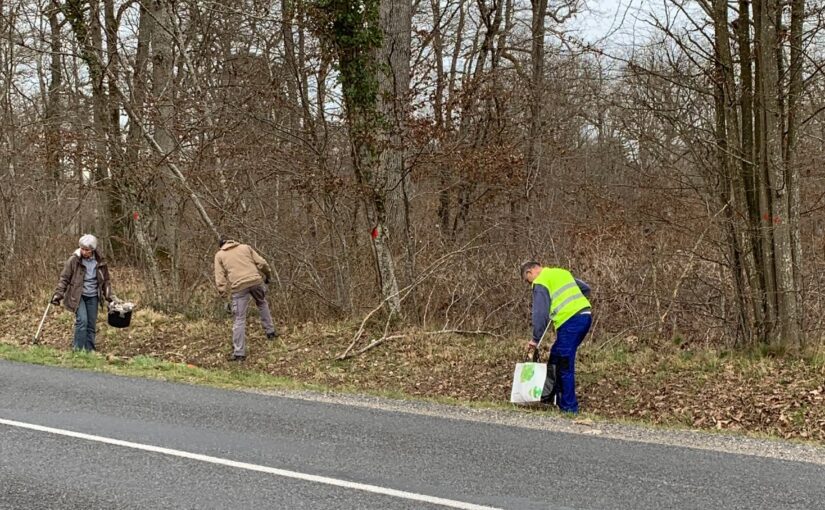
[33,302,52,344]
[525,320,552,359]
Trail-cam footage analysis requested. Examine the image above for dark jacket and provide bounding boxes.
[53,249,112,312]
[531,278,591,343]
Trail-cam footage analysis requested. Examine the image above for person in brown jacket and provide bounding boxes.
[214,237,278,360]
[51,234,113,351]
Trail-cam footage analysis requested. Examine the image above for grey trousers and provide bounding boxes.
[231,283,275,356]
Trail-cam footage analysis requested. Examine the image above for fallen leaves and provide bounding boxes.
[4,303,825,443]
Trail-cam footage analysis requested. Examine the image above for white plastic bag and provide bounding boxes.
[510,362,547,404]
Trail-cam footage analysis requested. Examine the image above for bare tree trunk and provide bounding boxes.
[104,0,125,257]
[438,0,467,236]
[429,0,448,237]
[67,35,85,235]
[431,0,444,134]
[150,0,180,295]
[735,0,767,342]
[281,0,303,134]
[378,0,414,315]
[0,3,17,260]
[752,0,779,342]
[124,3,164,302]
[711,0,751,342]
[45,2,63,190]
[379,0,412,222]
[315,0,403,316]
[60,0,112,240]
[786,0,805,339]
[525,0,547,233]
[756,0,800,346]
[90,0,111,242]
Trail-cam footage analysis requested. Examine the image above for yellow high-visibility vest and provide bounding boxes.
[533,267,591,329]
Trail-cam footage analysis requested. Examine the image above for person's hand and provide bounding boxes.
[50,294,61,306]
[526,341,539,362]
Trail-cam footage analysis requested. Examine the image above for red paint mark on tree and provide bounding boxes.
[762,213,782,225]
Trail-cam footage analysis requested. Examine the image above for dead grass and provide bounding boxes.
[2,296,824,443]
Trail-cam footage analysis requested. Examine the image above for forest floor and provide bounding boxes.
[2,297,824,444]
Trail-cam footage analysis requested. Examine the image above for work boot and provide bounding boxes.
[230,354,246,362]
[266,331,279,340]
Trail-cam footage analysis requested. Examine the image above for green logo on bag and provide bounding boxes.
[530,387,542,399]
[520,365,535,383]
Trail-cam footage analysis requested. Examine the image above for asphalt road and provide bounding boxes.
[1,360,823,509]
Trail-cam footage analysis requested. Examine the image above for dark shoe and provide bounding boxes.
[266,331,279,340]
[230,354,246,362]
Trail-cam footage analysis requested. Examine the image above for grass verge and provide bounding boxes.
[0,343,319,394]
[3,295,825,444]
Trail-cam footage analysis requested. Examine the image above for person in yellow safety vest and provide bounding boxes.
[521,261,592,413]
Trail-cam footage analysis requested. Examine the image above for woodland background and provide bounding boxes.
[2,0,825,350]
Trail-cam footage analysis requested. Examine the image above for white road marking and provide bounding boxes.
[0,417,501,510]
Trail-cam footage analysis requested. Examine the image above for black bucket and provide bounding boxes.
[107,309,132,328]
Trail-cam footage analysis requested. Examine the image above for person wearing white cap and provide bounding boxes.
[51,234,113,351]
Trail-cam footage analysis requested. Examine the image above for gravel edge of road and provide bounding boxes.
[2,356,823,467]
[243,387,825,466]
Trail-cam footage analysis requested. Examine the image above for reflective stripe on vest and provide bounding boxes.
[533,267,591,329]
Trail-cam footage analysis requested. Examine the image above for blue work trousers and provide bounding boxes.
[549,312,592,413]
